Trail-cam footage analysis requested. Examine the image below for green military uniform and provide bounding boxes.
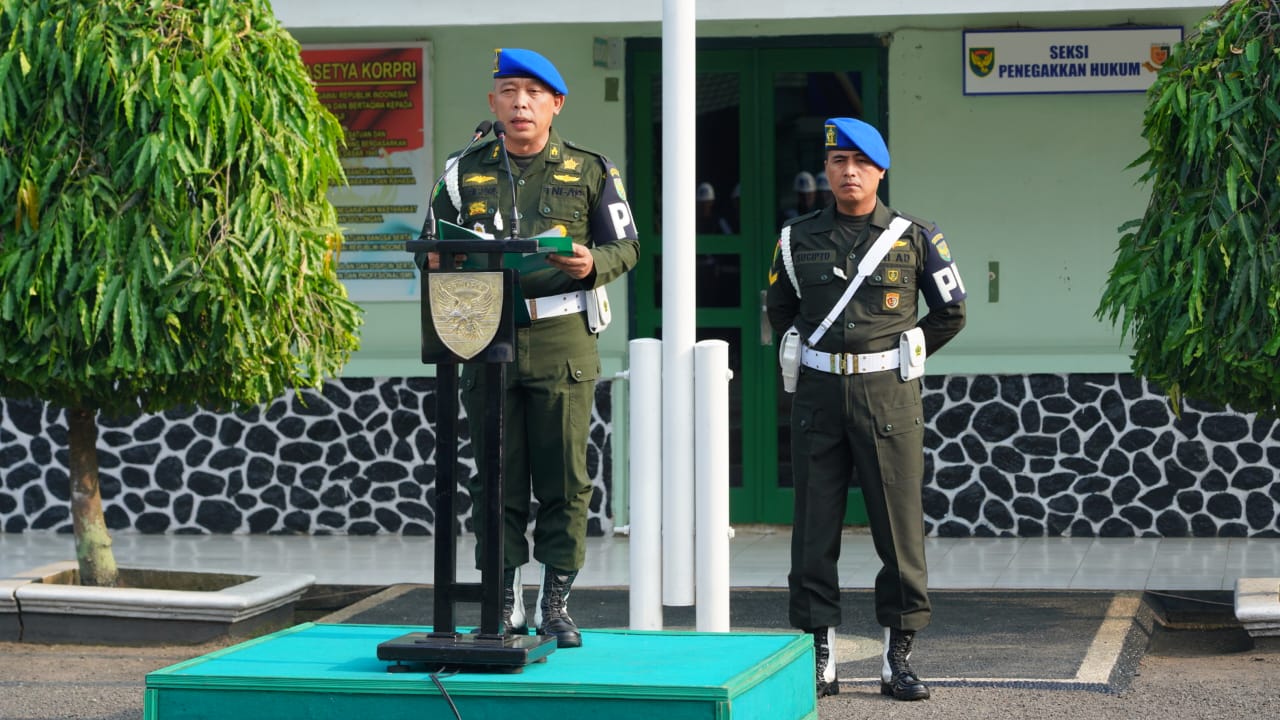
[766,200,966,633]
[431,128,639,573]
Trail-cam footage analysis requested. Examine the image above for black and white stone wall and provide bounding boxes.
[0,378,614,537]
[921,374,1280,537]
[1,374,1278,537]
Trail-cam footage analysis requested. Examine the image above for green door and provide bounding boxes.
[627,38,885,524]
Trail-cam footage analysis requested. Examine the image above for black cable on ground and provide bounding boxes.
[429,669,463,720]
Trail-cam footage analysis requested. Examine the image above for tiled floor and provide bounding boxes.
[3,528,1276,591]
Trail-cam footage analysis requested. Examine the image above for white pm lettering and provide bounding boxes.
[608,202,633,240]
[932,264,966,302]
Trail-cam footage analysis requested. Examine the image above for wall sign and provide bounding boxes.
[301,43,432,301]
[963,27,1183,96]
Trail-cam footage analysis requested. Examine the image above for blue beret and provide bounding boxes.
[824,117,889,169]
[492,48,568,96]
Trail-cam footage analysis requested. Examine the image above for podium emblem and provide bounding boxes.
[429,272,504,360]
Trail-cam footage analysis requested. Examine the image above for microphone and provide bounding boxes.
[492,120,520,240]
[417,120,494,244]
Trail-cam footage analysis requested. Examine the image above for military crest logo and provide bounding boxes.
[887,269,900,283]
[969,47,995,78]
[429,273,504,360]
[1144,43,1171,72]
[884,292,901,310]
[931,232,952,262]
[1150,43,1169,66]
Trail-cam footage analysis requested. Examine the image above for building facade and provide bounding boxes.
[3,1,1277,538]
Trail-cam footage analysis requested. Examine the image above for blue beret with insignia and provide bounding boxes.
[493,47,568,96]
[824,117,890,169]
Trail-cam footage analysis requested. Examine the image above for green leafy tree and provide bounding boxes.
[0,0,363,585]
[1098,0,1279,417]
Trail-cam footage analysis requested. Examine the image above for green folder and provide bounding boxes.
[438,220,574,273]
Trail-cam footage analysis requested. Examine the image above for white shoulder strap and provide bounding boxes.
[779,225,801,298]
[445,157,463,222]
[807,215,913,346]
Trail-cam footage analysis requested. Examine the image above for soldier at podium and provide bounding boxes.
[426,47,639,648]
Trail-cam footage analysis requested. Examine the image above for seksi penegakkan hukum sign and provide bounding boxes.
[963,27,1183,96]
[301,43,432,301]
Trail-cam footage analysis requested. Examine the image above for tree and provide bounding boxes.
[1098,0,1280,417]
[0,0,363,586]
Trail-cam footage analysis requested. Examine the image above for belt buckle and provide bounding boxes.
[832,353,858,375]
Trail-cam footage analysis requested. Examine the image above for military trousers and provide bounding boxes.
[787,367,931,632]
[462,315,599,573]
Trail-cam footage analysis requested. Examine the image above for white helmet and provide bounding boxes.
[793,171,816,193]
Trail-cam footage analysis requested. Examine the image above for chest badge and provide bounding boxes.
[464,174,497,185]
[468,201,488,216]
[553,173,580,183]
[562,156,580,171]
[887,269,900,283]
[884,292,901,310]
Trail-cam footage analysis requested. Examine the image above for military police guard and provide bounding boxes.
[766,117,967,699]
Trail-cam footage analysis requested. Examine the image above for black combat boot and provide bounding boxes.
[813,627,839,698]
[503,566,528,636]
[881,627,930,701]
[536,565,582,648]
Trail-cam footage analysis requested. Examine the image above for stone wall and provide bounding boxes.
[1,374,1277,537]
[921,374,1279,537]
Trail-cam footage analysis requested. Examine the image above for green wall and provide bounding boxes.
[292,7,1211,378]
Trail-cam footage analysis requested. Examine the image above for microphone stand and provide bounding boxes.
[492,121,521,244]
[407,119,493,258]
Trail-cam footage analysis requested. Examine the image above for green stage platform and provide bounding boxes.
[143,623,817,720]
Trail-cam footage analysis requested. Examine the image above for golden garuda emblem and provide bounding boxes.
[429,272,503,360]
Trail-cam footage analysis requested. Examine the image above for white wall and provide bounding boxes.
[286,5,1216,377]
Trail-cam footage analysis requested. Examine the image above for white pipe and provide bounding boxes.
[695,340,732,632]
[661,0,697,608]
[611,370,631,530]
[628,339,664,630]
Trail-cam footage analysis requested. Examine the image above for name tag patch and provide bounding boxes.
[794,250,834,263]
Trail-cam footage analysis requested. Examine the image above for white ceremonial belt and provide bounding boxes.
[800,347,900,375]
[526,291,587,320]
